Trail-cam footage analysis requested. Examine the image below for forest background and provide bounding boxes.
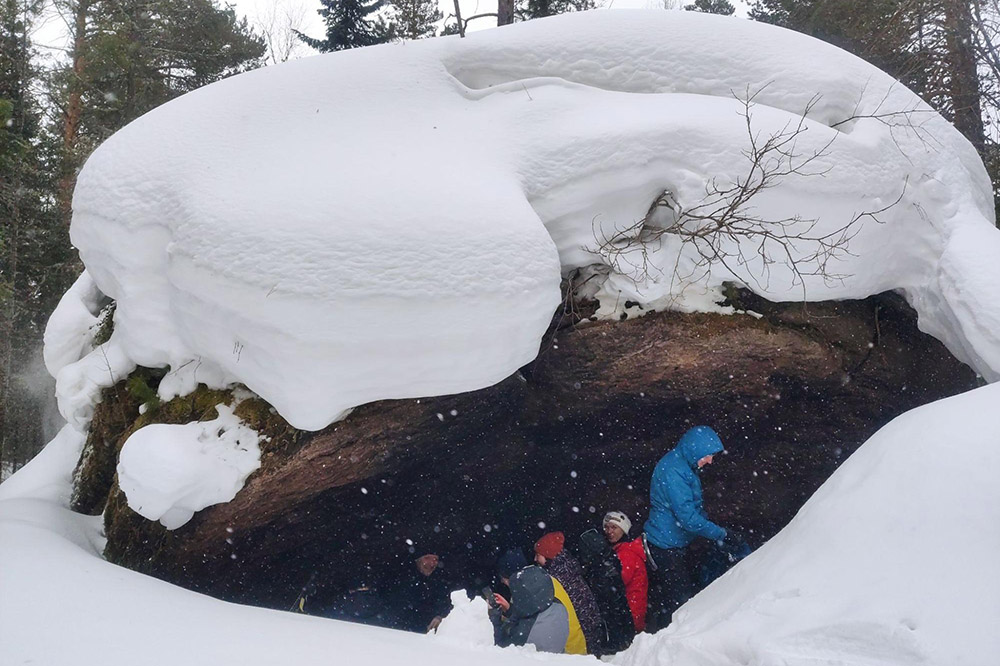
[2,0,998,476]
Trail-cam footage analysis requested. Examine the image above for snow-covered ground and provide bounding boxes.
[54,10,1000,437]
[2,380,998,665]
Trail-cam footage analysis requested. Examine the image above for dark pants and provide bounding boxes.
[645,544,698,633]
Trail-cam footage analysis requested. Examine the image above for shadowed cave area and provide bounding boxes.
[81,291,978,628]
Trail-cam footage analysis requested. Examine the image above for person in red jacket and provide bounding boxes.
[603,511,648,632]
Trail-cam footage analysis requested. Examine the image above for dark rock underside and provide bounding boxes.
[87,291,978,614]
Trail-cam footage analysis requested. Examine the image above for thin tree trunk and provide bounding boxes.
[452,0,465,36]
[58,0,91,228]
[497,0,514,25]
[943,0,986,153]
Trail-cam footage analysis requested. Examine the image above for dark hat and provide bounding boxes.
[496,548,528,579]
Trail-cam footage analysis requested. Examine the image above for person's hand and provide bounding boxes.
[720,529,747,555]
[493,594,510,612]
[427,616,443,633]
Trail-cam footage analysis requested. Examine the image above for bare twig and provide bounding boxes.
[588,84,912,303]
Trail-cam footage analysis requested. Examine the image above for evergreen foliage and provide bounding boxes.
[749,0,998,223]
[1,0,267,476]
[1,0,76,475]
[297,0,393,51]
[685,0,735,14]
[517,0,597,21]
[59,0,266,153]
[748,0,937,100]
[390,0,442,40]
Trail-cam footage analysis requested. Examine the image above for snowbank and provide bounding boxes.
[117,404,263,529]
[3,377,998,665]
[65,10,1000,431]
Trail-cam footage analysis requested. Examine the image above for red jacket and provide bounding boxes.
[613,538,648,632]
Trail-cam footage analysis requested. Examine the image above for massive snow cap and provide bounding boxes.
[70,11,1000,430]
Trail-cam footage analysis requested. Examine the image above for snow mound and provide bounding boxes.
[0,425,84,505]
[617,383,1000,666]
[67,10,1000,431]
[117,404,262,529]
[433,592,497,648]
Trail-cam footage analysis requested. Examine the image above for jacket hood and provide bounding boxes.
[677,426,724,468]
[576,528,609,567]
[509,565,555,619]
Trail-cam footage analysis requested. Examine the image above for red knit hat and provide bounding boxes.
[534,532,565,560]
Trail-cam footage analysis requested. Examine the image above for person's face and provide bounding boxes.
[534,553,547,566]
[416,554,439,577]
[603,522,625,544]
[697,454,714,469]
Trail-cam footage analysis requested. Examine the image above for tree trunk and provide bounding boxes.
[58,0,91,228]
[497,0,514,25]
[943,0,985,153]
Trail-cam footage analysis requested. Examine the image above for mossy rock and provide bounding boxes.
[71,380,143,515]
[71,367,300,518]
[91,302,117,347]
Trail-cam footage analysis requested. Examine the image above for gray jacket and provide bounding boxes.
[493,566,570,654]
[526,598,570,653]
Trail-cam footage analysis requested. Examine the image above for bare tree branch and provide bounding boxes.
[587,85,911,303]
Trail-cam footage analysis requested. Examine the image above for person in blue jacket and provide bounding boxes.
[643,425,741,632]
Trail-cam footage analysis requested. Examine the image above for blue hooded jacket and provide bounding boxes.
[644,426,726,549]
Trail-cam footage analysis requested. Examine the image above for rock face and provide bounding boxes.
[84,292,977,616]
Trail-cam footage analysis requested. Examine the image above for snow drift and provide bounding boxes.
[59,10,1000,432]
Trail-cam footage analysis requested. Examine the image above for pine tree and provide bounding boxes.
[298,0,393,51]
[55,0,267,226]
[685,0,735,14]
[749,0,994,221]
[390,0,441,40]
[1,0,76,475]
[517,0,596,21]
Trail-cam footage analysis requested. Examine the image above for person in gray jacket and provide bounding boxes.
[490,565,569,653]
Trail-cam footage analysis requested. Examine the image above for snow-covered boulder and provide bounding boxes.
[68,10,1000,432]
